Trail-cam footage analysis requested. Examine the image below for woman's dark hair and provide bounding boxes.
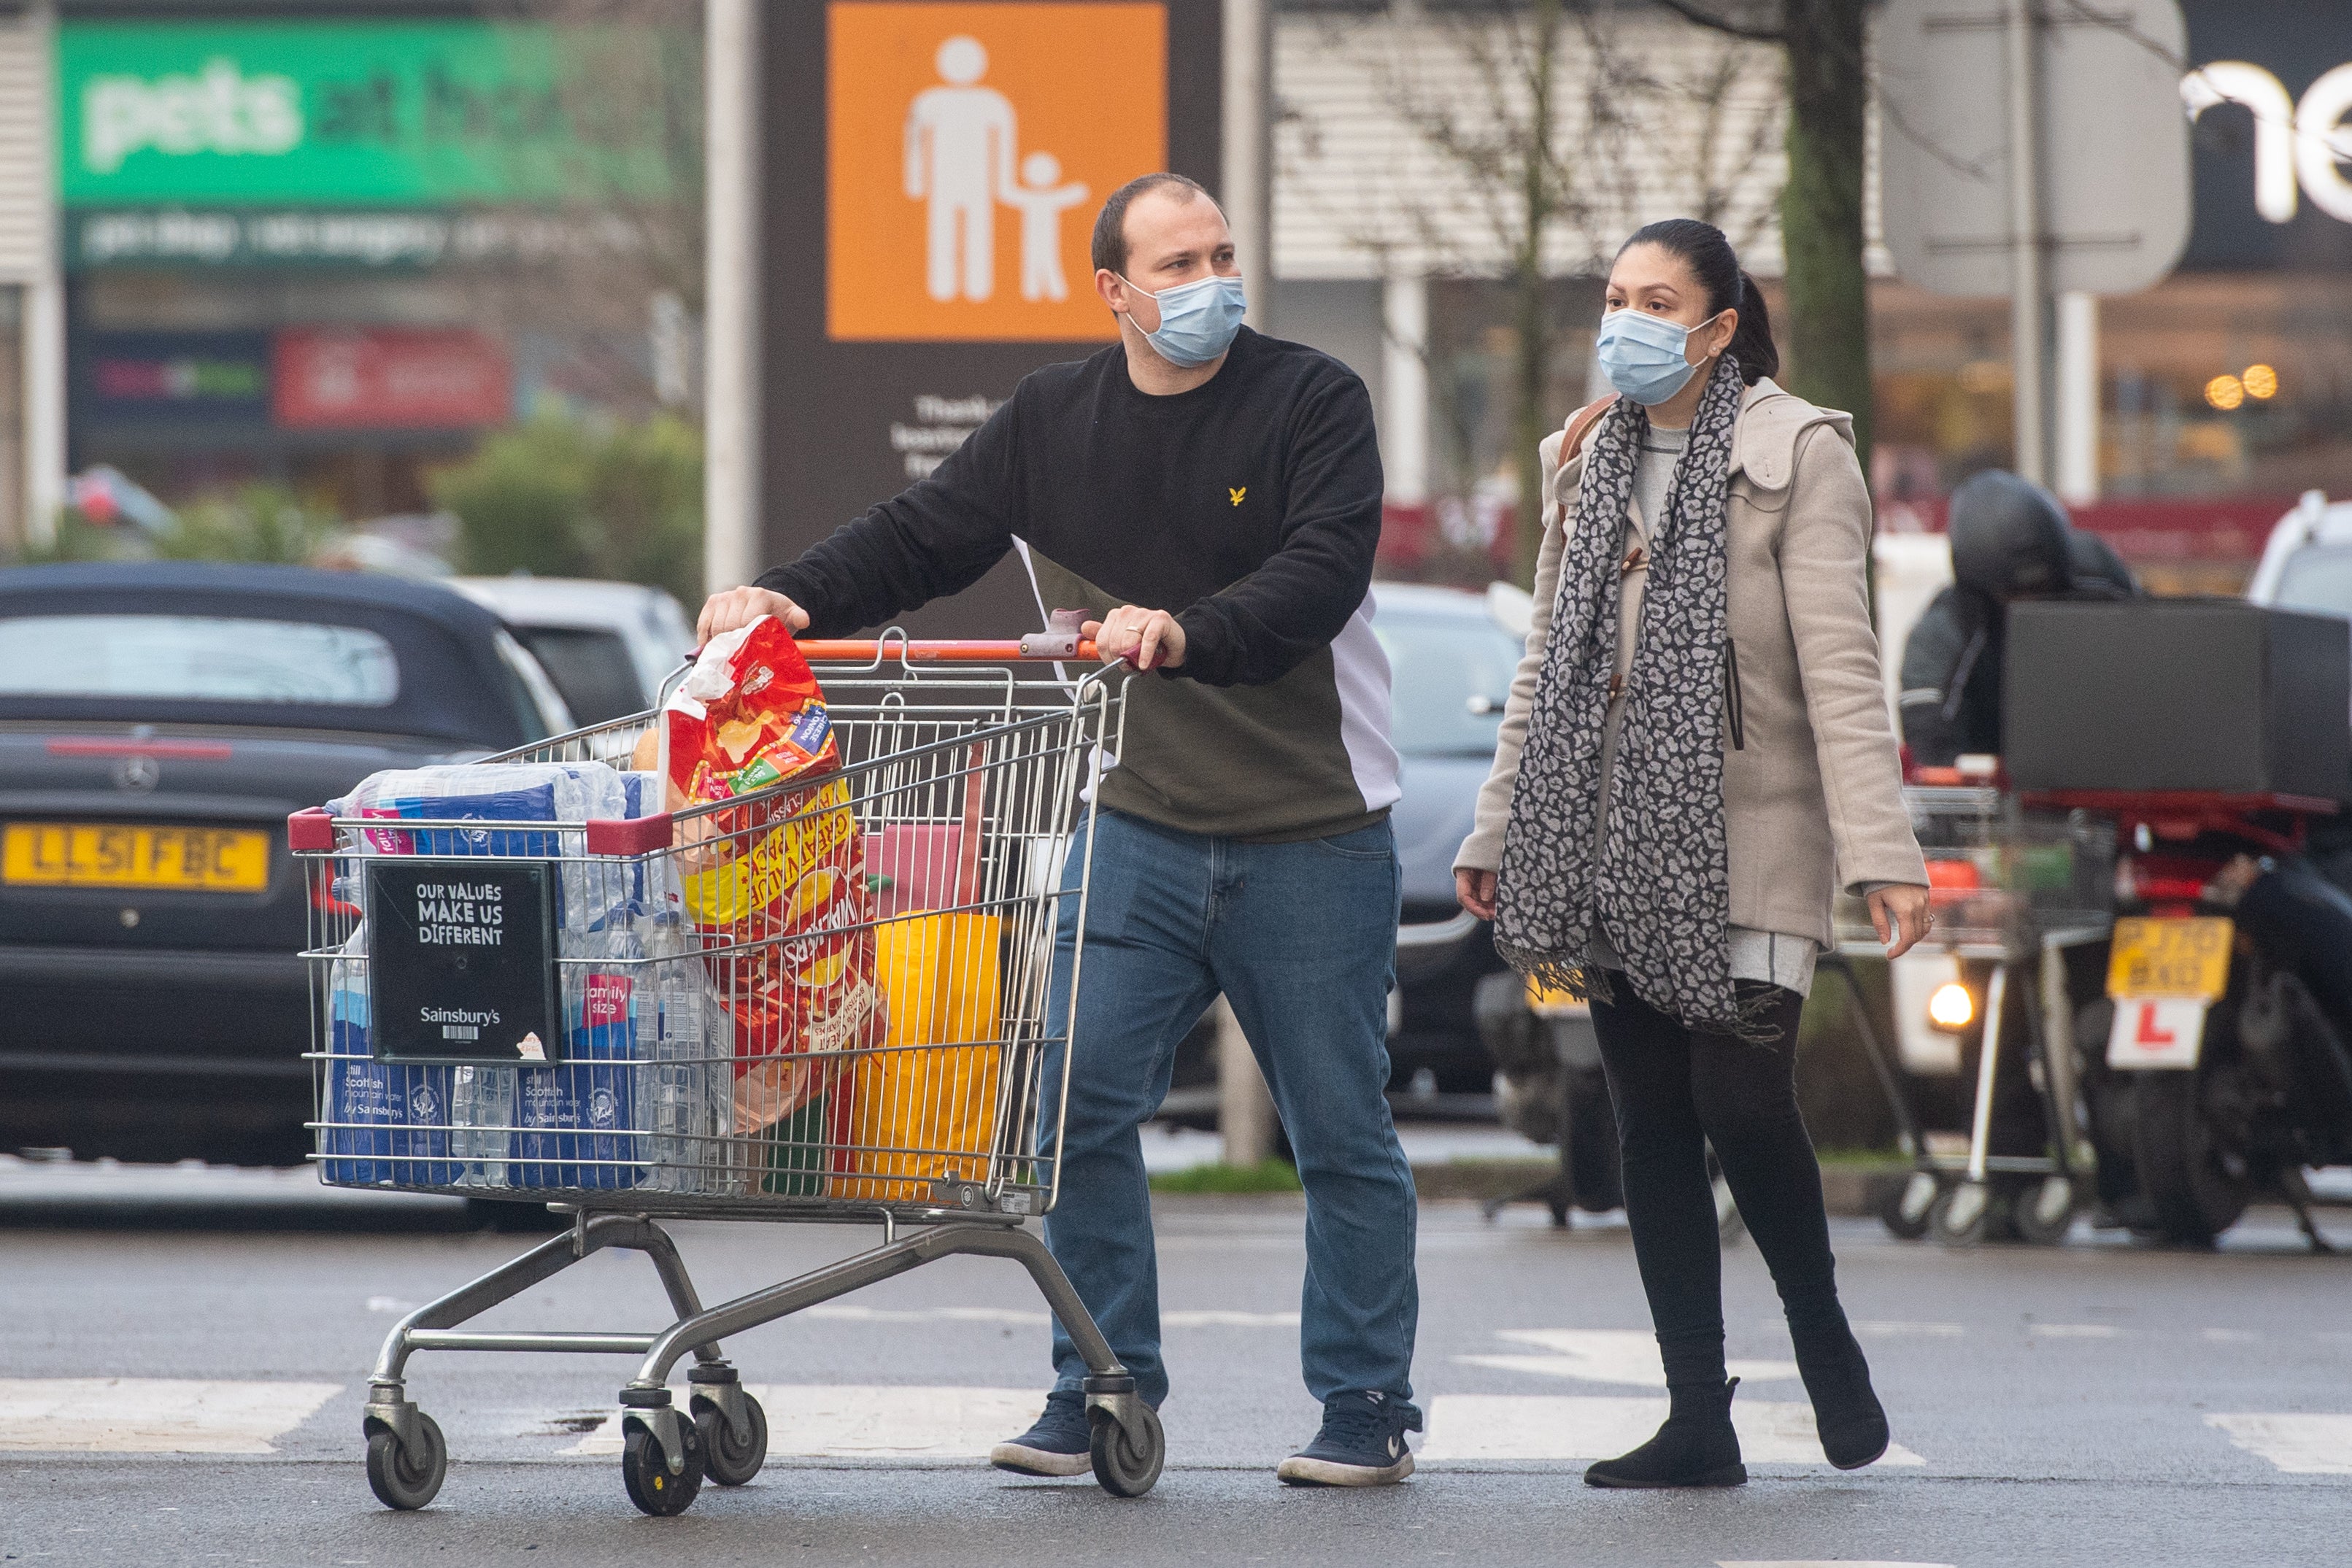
[1617,218,1779,386]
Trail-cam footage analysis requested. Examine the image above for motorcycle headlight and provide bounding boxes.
[1927,981,1976,1032]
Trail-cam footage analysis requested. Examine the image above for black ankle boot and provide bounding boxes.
[1793,1327,1889,1469]
[1582,1377,1746,1489]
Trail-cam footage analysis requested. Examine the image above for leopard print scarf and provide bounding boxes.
[1491,353,1768,1038]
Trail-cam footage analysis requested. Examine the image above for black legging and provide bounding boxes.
[1590,976,1851,1390]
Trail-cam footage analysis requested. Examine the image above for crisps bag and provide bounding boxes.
[663,618,886,1158]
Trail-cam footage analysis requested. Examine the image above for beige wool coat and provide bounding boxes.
[1454,377,1927,947]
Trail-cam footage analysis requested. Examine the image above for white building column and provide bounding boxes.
[702,0,763,595]
[2054,290,2100,506]
[1381,273,1429,506]
[18,0,63,548]
[1214,996,1275,1167]
[23,276,63,547]
[1224,0,1273,333]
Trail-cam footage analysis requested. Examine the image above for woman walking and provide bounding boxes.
[1455,219,1931,1488]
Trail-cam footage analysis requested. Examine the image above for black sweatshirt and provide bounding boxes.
[758,328,1400,841]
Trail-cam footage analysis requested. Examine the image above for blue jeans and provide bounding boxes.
[1039,808,1419,1416]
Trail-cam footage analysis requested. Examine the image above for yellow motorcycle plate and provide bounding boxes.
[1525,976,1592,1019]
[2106,916,2234,1001]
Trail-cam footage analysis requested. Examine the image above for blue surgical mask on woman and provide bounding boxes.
[1121,271,1248,367]
[1595,308,1718,406]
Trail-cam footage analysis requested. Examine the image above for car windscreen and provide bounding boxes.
[0,614,401,705]
[0,592,533,749]
[512,625,648,726]
[2272,547,2352,619]
[1373,607,1524,757]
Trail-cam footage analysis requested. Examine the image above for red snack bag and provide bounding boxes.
[664,615,838,806]
[666,618,885,1143]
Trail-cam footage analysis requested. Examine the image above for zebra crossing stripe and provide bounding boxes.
[567,1384,1047,1458]
[1458,1327,1799,1388]
[1418,1394,1924,1466]
[2207,1413,2352,1474]
[0,1378,342,1454]
[799,1305,1297,1328]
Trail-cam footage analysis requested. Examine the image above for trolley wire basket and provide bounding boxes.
[298,649,1115,1219]
[1834,785,2116,954]
[1827,785,2117,1248]
[289,638,1168,1515]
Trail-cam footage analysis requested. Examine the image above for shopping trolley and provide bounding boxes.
[1824,786,2115,1247]
[290,633,1162,1515]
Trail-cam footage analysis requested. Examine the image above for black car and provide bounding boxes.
[1162,582,1531,1118]
[1373,582,1530,1097]
[0,563,568,1165]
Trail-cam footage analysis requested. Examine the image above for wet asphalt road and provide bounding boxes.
[1,1161,2347,1567]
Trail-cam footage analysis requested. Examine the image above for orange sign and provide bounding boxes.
[827,2,1166,342]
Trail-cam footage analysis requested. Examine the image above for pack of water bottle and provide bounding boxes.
[333,762,654,936]
[318,758,738,1197]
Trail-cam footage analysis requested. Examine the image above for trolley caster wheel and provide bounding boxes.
[365,1411,447,1511]
[1930,1181,1991,1248]
[622,1414,706,1517]
[693,1391,768,1487]
[1881,1171,1938,1241]
[2011,1175,2079,1246]
[1088,1402,1165,1498]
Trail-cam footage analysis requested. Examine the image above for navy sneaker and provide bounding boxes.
[990,1391,1092,1478]
[1276,1390,1422,1486]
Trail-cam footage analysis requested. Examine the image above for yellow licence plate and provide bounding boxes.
[1,823,271,892]
[2107,916,2234,1001]
[1526,976,1592,1019]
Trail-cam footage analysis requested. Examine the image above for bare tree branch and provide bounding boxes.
[453,0,705,417]
[1651,0,1786,46]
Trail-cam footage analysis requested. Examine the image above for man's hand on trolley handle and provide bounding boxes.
[1085,606,1187,671]
[1454,871,1935,961]
[698,586,810,646]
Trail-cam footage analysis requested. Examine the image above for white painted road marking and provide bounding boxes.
[1854,1321,1966,1337]
[803,1305,1049,1325]
[1720,1561,1955,1567]
[1418,1394,1924,1466]
[1457,1328,1798,1387]
[0,1379,341,1454]
[2207,1413,2352,1474]
[798,1305,1296,1328]
[568,1385,1048,1458]
[2028,1323,2122,1338]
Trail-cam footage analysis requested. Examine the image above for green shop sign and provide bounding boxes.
[58,20,688,208]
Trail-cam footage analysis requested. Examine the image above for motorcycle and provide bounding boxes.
[2036,789,2352,1249]
[1473,970,1746,1240]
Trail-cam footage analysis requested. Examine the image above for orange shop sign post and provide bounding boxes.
[827,2,1167,342]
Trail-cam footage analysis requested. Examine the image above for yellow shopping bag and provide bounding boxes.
[840,911,1003,1200]
[839,749,1006,1202]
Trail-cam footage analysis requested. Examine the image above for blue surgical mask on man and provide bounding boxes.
[1121,271,1248,367]
[1595,308,1719,406]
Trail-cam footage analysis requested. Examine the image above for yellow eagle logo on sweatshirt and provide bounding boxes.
[1229,487,1246,506]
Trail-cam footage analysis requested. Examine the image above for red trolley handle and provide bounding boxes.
[788,636,1102,663]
